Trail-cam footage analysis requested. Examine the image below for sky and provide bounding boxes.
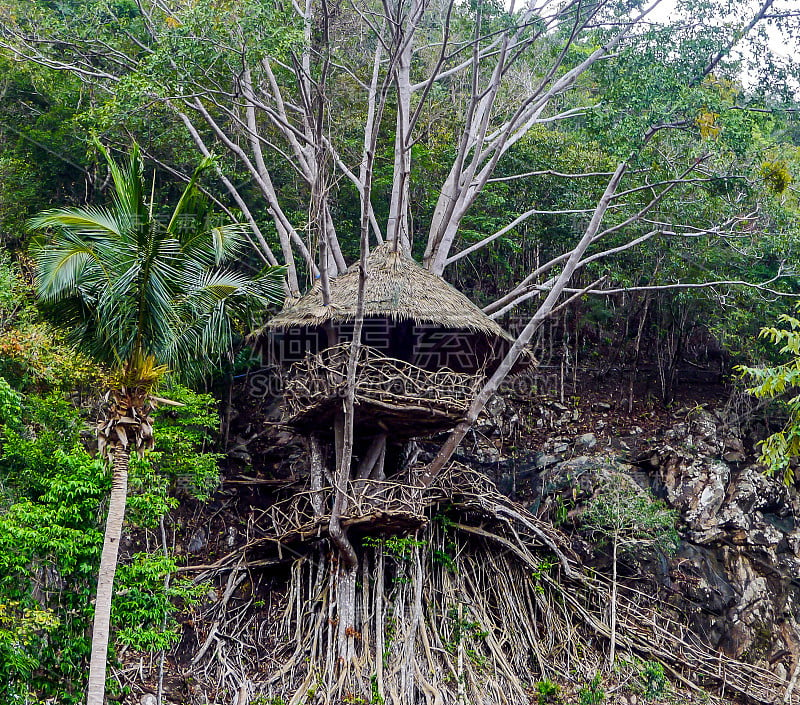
[645,0,799,93]
[647,0,796,58]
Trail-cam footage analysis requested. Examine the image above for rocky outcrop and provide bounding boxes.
[639,409,800,667]
[472,398,800,675]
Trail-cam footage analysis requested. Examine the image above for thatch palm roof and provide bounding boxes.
[266,243,533,374]
[269,244,501,335]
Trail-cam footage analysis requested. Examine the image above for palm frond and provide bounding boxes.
[209,224,247,264]
[32,143,286,385]
[32,230,111,302]
[34,247,93,301]
[163,268,274,377]
[180,268,254,310]
[177,223,247,266]
[28,206,129,240]
[95,139,148,236]
[252,265,288,306]
[166,155,216,236]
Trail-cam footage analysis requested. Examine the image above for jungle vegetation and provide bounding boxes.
[0,0,799,702]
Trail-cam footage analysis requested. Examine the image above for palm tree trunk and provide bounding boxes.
[86,443,130,705]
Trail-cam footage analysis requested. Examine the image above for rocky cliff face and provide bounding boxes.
[640,409,800,674]
[468,399,800,681]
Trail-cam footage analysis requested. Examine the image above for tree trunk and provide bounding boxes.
[86,443,130,705]
[309,433,326,519]
[628,293,651,413]
[610,534,618,668]
[418,163,628,487]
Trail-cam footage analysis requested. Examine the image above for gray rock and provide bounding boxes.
[475,446,501,462]
[533,453,559,469]
[540,456,636,501]
[485,395,506,418]
[575,432,597,450]
[724,436,745,453]
[188,527,207,553]
[660,455,730,529]
[787,530,800,557]
[497,473,514,496]
[644,410,800,663]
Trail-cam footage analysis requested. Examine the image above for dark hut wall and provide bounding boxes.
[262,244,535,374]
[265,319,510,374]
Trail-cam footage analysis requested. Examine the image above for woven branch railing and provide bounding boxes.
[265,478,443,540]
[282,342,483,423]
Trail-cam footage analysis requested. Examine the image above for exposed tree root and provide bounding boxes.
[250,526,576,705]
[179,466,800,705]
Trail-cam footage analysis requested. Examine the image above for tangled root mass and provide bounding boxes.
[174,467,797,705]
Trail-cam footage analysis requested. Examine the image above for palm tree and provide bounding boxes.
[28,142,285,705]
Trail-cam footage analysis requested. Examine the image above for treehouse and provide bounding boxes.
[265,243,533,440]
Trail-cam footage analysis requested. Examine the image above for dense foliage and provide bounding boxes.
[0,258,225,701]
[740,307,800,484]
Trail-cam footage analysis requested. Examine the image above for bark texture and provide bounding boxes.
[86,444,130,705]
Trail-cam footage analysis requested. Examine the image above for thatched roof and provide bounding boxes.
[266,243,534,374]
[269,244,503,336]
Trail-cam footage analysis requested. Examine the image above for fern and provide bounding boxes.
[739,305,800,484]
